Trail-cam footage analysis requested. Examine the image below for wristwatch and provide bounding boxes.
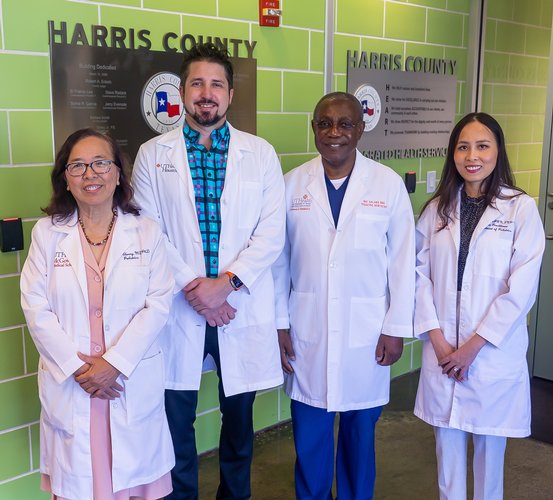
[225,271,244,291]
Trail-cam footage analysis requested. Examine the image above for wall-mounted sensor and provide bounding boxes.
[404,172,416,193]
[0,218,24,252]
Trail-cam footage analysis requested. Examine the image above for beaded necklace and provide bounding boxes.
[78,210,117,246]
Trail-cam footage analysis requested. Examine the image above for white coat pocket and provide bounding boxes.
[38,363,74,434]
[113,267,149,310]
[238,181,262,229]
[124,350,165,424]
[474,237,512,279]
[349,295,387,348]
[289,290,318,343]
[354,213,388,250]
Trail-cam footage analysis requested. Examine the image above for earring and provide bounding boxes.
[66,185,70,191]
[116,181,120,186]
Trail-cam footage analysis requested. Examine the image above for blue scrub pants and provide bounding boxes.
[291,400,383,500]
[165,326,256,500]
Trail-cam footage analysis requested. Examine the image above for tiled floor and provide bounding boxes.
[198,372,553,499]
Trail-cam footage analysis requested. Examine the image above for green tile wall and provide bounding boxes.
[481,0,551,203]
[0,0,550,496]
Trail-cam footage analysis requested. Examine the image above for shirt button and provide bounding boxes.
[95,309,102,318]
[94,345,102,353]
[112,402,118,409]
[105,325,110,331]
[94,276,101,283]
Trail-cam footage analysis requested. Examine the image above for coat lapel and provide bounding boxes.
[306,158,335,227]
[335,151,367,228]
[104,212,135,283]
[55,215,88,307]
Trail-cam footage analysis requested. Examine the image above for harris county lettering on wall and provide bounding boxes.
[47,21,257,58]
[48,21,257,161]
[347,50,457,160]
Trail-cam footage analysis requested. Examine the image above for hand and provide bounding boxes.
[278,329,295,374]
[200,301,237,327]
[73,362,91,378]
[375,334,403,366]
[75,353,123,400]
[428,328,455,366]
[439,333,487,382]
[184,276,233,311]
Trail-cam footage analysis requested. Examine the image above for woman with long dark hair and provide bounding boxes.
[414,113,545,499]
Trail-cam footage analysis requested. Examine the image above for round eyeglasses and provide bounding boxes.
[65,159,115,177]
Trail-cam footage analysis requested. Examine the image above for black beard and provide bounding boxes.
[185,102,227,127]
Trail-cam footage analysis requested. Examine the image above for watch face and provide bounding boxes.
[231,275,243,289]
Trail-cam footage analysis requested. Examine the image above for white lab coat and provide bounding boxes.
[273,152,415,411]
[414,188,545,437]
[20,211,175,500]
[132,123,285,396]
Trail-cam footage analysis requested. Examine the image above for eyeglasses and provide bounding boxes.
[65,159,115,177]
[312,119,359,131]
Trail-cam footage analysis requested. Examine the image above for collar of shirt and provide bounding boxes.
[182,120,230,152]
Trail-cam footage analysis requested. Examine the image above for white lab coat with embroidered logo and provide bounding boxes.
[20,211,175,500]
[273,151,415,411]
[132,124,285,396]
[414,188,545,436]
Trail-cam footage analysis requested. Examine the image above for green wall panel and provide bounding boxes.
[336,0,384,37]
[490,85,522,114]
[385,3,426,42]
[258,114,309,153]
[283,73,324,113]
[0,55,50,110]
[180,17,250,57]
[310,31,325,73]
[100,7,181,52]
[359,38,404,61]
[144,0,217,16]
[427,10,464,46]
[3,0,97,52]
[0,376,40,430]
[515,145,543,171]
[218,0,257,21]
[0,248,17,275]
[0,167,53,219]
[513,0,543,26]
[279,389,291,420]
[0,276,25,328]
[253,389,278,432]
[0,112,10,164]
[405,43,444,60]
[0,472,48,499]
[251,26,309,70]
[280,153,318,174]
[197,371,219,413]
[195,410,221,453]
[334,34,360,75]
[25,327,41,375]
[487,0,515,21]
[483,52,510,83]
[412,340,423,370]
[509,55,539,84]
[0,428,30,481]
[31,424,40,470]
[0,328,25,381]
[257,70,282,112]
[390,343,411,378]
[10,113,53,165]
[485,20,497,51]
[525,26,551,57]
[495,21,526,54]
[542,0,553,27]
[447,0,471,13]
[445,48,468,82]
[521,85,547,114]
[284,0,325,30]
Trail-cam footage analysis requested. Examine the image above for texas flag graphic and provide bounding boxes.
[361,99,375,117]
[156,91,181,117]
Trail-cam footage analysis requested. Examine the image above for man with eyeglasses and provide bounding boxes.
[273,92,416,499]
[132,43,285,499]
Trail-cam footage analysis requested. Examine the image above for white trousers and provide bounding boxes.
[434,427,507,500]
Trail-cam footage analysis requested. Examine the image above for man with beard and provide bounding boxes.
[132,43,286,499]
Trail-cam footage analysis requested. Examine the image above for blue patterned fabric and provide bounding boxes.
[183,121,230,278]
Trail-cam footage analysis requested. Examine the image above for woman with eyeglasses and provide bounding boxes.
[20,128,175,500]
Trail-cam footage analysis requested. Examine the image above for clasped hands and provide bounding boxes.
[429,328,486,382]
[183,276,236,327]
[73,352,122,400]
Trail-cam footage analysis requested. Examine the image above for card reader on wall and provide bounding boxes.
[0,218,24,252]
[404,172,416,193]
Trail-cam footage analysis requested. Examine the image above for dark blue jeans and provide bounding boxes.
[165,325,256,500]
